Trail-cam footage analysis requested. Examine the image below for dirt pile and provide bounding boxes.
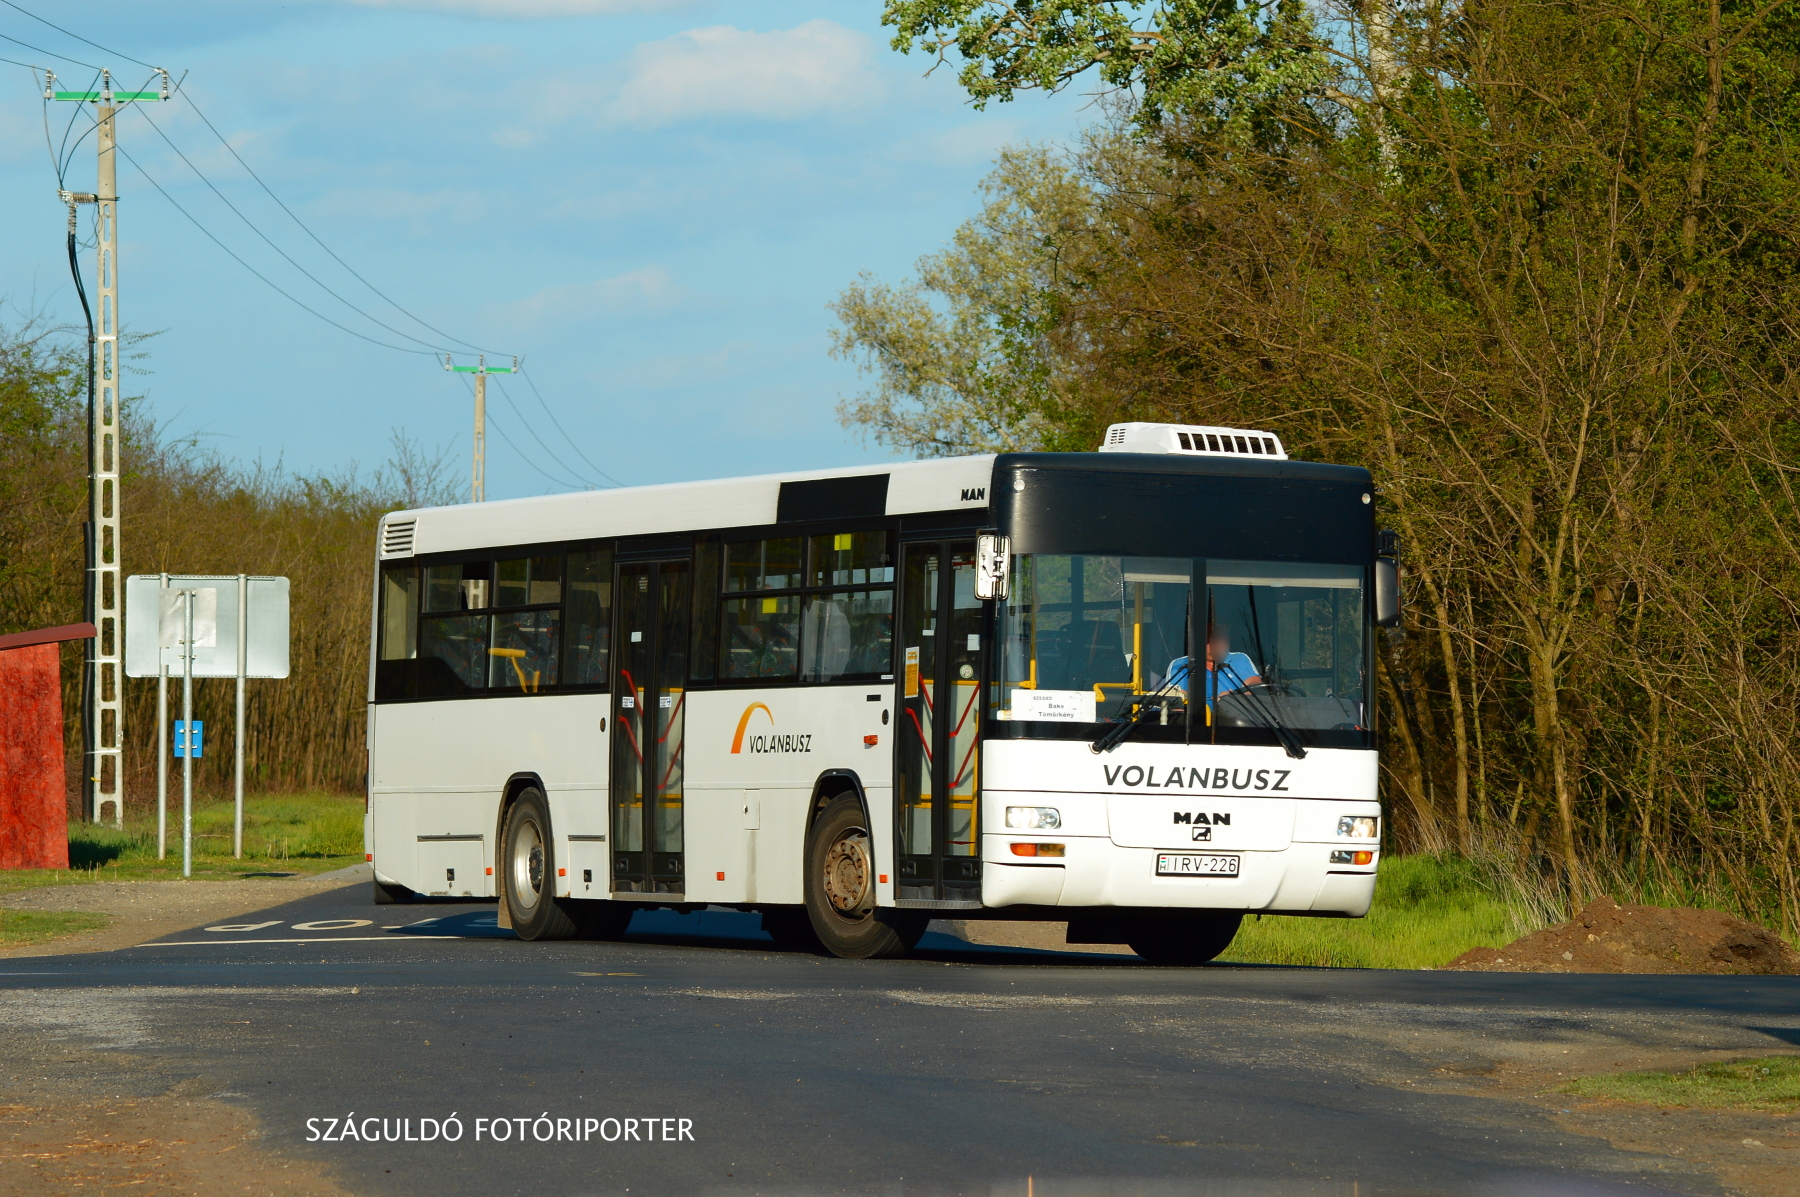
[1445,896,1800,974]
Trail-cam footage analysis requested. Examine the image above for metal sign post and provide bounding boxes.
[235,574,248,858]
[156,573,169,859]
[180,589,194,877]
[126,574,288,869]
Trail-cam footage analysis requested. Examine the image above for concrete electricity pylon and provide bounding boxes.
[53,68,168,825]
[443,355,517,503]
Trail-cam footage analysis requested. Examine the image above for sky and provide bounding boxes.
[0,1,1092,500]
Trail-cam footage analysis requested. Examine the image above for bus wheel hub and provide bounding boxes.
[823,830,871,915]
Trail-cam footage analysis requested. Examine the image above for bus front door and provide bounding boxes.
[610,558,691,897]
[896,540,983,903]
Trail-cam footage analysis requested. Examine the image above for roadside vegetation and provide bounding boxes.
[844,0,1800,938]
[1222,854,1516,970]
[0,910,110,948]
[0,317,457,809]
[1564,1058,1800,1114]
[0,791,364,897]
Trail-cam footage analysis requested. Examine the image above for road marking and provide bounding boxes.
[290,919,374,931]
[572,972,642,977]
[206,921,282,933]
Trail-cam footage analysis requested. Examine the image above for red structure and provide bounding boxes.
[0,622,95,870]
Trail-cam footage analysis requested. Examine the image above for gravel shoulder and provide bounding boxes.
[0,867,370,958]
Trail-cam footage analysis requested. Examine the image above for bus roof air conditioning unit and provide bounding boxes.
[1097,422,1287,460]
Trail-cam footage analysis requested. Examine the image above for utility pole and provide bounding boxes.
[443,355,516,503]
[54,69,167,826]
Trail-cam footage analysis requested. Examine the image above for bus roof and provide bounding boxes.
[379,455,998,559]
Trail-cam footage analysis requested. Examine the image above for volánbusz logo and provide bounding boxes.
[729,703,813,755]
[1103,765,1291,792]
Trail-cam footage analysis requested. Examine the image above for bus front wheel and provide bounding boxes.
[504,788,578,941]
[1127,911,1243,966]
[803,794,925,959]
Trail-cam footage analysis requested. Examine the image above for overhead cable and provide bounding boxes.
[0,29,98,69]
[517,365,625,487]
[490,373,602,489]
[0,0,158,69]
[459,374,590,491]
[172,83,511,359]
[115,140,441,356]
[136,103,453,354]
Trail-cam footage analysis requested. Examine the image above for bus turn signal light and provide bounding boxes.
[864,734,879,746]
[1011,843,1065,857]
[1329,850,1374,865]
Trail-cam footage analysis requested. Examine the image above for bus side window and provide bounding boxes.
[691,537,720,682]
[374,567,420,700]
[380,567,418,661]
[565,548,613,686]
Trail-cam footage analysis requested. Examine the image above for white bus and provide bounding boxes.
[364,423,1399,963]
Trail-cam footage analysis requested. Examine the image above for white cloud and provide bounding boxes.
[608,20,880,126]
[510,266,692,322]
[336,0,699,15]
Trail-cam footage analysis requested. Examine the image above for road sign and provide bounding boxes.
[124,575,290,678]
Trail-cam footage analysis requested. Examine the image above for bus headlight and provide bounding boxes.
[1006,806,1061,830]
[1337,816,1378,838]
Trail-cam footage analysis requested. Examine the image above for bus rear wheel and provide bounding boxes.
[803,795,925,959]
[1127,911,1243,965]
[504,788,578,941]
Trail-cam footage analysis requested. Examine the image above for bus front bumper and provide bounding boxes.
[979,836,1376,916]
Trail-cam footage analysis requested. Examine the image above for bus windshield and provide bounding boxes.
[997,554,1368,744]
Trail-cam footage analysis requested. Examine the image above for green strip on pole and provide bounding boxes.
[54,91,103,100]
[114,92,163,101]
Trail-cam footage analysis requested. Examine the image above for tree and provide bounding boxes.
[829,145,1102,455]
[883,0,1335,138]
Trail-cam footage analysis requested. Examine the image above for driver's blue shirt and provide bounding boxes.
[1166,653,1259,703]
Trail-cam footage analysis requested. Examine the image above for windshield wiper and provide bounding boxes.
[1090,677,1180,754]
[1217,665,1308,760]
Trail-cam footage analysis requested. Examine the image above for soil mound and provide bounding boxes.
[1444,896,1800,975]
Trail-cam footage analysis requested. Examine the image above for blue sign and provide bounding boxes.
[173,720,204,758]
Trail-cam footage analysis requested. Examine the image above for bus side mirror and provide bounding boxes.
[1374,556,1402,628]
[975,531,1010,601]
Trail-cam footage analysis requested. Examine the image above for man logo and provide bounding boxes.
[1191,825,1212,842]
[960,487,986,502]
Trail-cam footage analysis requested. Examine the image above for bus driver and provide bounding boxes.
[1165,625,1261,709]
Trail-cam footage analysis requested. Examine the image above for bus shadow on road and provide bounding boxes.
[617,908,1157,967]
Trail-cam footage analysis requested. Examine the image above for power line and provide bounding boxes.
[172,83,511,360]
[490,373,603,489]
[459,374,589,491]
[135,102,453,354]
[114,139,441,356]
[518,365,625,486]
[19,7,621,493]
[0,0,157,70]
[0,28,98,69]
[1,51,46,70]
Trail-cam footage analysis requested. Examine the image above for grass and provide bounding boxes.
[0,790,364,897]
[0,909,111,947]
[1564,1057,1800,1113]
[1219,853,1526,970]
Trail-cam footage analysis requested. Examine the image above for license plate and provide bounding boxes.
[1155,853,1240,877]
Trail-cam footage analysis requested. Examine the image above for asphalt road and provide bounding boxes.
[4,880,1797,1197]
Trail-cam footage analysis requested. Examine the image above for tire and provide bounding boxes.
[760,906,824,953]
[568,898,635,941]
[503,788,579,941]
[372,877,414,905]
[1126,911,1243,966]
[802,794,926,960]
